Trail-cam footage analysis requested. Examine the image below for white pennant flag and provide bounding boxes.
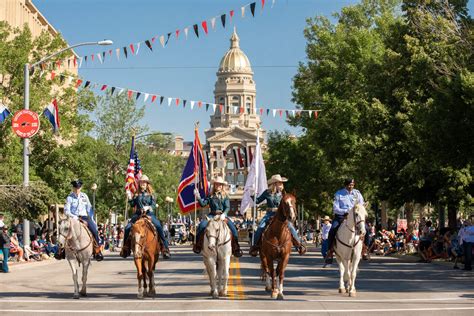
[272,109,277,117]
[211,17,216,30]
[241,6,246,18]
[160,35,165,47]
[97,53,103,64]
[212,103,217,112]
[234,106,238,114]
[167,97,172,106]
[143,93,149,102]
[116,48,120,61]
[78,57,83,68]
[136,42,141,55]
[190,101,195,109]
[66,76,73,85]
[291,110,296,117]
[240,130,267,214]
[118,88,125,95]
[184,27,189,39]
[308,110,313,118]
[91,83,98,89]
[272,0,276,8]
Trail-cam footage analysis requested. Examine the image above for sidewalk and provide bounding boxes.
[4,257,59,272]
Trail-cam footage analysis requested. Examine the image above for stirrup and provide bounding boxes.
[298,244,307,255]
[163,248,171,259]
[249,245,259,257]
[233,248,243,258]
[94,252,104,261]
[120,247,130,259]
[193,244,202,254]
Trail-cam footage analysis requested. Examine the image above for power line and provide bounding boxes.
[59,65,299,70]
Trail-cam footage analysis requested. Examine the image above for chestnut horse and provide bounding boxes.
[131,216,161,299]
[260,193,297,300]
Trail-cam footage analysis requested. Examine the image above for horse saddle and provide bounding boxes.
[78,219,99,250]
[135,215,158,237]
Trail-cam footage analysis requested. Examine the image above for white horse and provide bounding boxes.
[57,217,94,299]
[334,203,367,297]
[202,214,232,299]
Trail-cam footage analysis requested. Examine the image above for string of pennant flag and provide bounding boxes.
[48,73,322,119]
[37,0,276,73]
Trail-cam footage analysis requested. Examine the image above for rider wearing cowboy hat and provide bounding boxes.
[61,179,103,261]
[120,175,171,259]
[321,216,332,259]
[325,178,365,264]
[193,176,243,257]
[249,174,306,257]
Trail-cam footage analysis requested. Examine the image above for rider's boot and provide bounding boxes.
[120,238,131,258]
[54,247,65,260]
[292,236,307,255]
[231,237,243,258]
[93,244,104,262]
[163,247,171,259]
[249,236,262,257]
[362,243,369,260]
[193,232,205,254]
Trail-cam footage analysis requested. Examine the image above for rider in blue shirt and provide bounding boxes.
[249,174,306,257]
[193,176,243,257]
[60,179,103,261]
[120,175,170,259]
[325,178,364,264]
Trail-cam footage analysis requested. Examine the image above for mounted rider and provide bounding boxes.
[192,176,243,258]
[58,179,103,261]
[325,178,365,264]
[249,174,306,257]
[120,175,171,259]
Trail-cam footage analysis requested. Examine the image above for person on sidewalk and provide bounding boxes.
[321,216,332,261]
[0,224,11,273]
[459,220,474,271]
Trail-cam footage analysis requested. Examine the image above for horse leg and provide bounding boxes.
[261,255,272,292]
[79,259,90,297]
[219,255,230,297]
[337,258,346,294]
[343,260,351,293]
[276,255,290,300]
[68,259,80,299]
[135,258,144,299]
[349,257,361,297]
[148,257,156,297]
[270,261,278,299]
[142,260,148,297]
[205,257,218,299]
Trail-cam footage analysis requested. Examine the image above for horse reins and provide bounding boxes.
[336,207,365,252]
[206,222,231,247]
[60,218,93,253]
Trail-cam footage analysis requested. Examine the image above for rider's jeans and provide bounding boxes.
[327,214,346,251]
[253,211,302,246]
[196,215,239,240]
[124,212,169,248]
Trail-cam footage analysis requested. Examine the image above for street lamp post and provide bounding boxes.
[165,196,173,242]
[22,40,113,246]
[91,183,97,223]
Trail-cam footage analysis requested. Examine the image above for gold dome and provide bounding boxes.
[218,29,253,74]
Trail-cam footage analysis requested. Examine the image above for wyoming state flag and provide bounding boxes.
[177,128,209,213]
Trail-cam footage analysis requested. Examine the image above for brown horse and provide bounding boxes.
[131,216,161,299]
[260,193,297,300]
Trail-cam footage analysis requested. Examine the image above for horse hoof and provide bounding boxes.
[271,291,279,299]
[349,291,356,297]
[338,288,344,293]
[80,292,87,297]
[137,293,144,299]
[212,291,219,299]
[219,290,227,297]
[277,293,284,300]
[73,294,80,299]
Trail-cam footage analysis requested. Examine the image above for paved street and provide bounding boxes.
[0,244,473,315]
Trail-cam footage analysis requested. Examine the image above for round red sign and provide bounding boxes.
[12,110,40,138]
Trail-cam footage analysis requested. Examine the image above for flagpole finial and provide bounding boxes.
[131,128,137,137]
[194,121,200,130]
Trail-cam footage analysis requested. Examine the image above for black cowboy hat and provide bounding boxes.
[344,178,355,186]
[70,179,83,188]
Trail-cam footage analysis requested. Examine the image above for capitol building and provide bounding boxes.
[204,29,266,216]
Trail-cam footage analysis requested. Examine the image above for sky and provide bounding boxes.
[32,0,393,140]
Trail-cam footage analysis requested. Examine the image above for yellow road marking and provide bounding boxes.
[228,256,246,300]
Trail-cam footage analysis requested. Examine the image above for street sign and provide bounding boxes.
[12,109,40,138]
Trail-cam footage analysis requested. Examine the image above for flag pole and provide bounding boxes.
[252,126,260,246]
[193,121,199,245]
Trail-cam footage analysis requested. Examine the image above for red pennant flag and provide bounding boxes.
[129,44,135,55]
[50,71,56,80]
[262,0,265,9]
[260,108,264,115]
[75,79,83,88]
[176,29,180,38]
[219,104,223,113]
[198,101,202,108]
[202,21,208,34]
[109,49,113,56]
[101,85,108,91]
[279,110,283,117]
[151,36,156,43]
[230,10,234,20]
[175,98,180,106]
[315,111,319,119]
[91,54,94,62]
[240,107,244,114]
[151,95,157,103]
[56,60,61,69]
[127,90,133,100]
[73,57,77,67]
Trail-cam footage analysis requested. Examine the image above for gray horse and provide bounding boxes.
[58,217,94,299]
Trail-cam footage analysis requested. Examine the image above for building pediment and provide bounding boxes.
[206,127,259,143]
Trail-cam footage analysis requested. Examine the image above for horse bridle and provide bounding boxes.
[344,207,365,235]
[59,217,92,253]
[206,219,231,247]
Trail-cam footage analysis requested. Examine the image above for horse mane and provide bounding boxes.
[354,203,368,219]
[277,193,296,218]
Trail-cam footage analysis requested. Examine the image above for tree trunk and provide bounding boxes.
[447,203,457,229]
[405,202,414,235]
[381,201,389,229]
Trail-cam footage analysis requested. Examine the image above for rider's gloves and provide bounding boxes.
[193,188,200,198]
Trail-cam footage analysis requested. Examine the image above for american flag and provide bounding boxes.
[125,136,142,195]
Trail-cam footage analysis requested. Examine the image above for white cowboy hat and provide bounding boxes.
[267,174,288,185]
[322,216,331,222]
[212,176,228,185]
[139,175,151,183]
